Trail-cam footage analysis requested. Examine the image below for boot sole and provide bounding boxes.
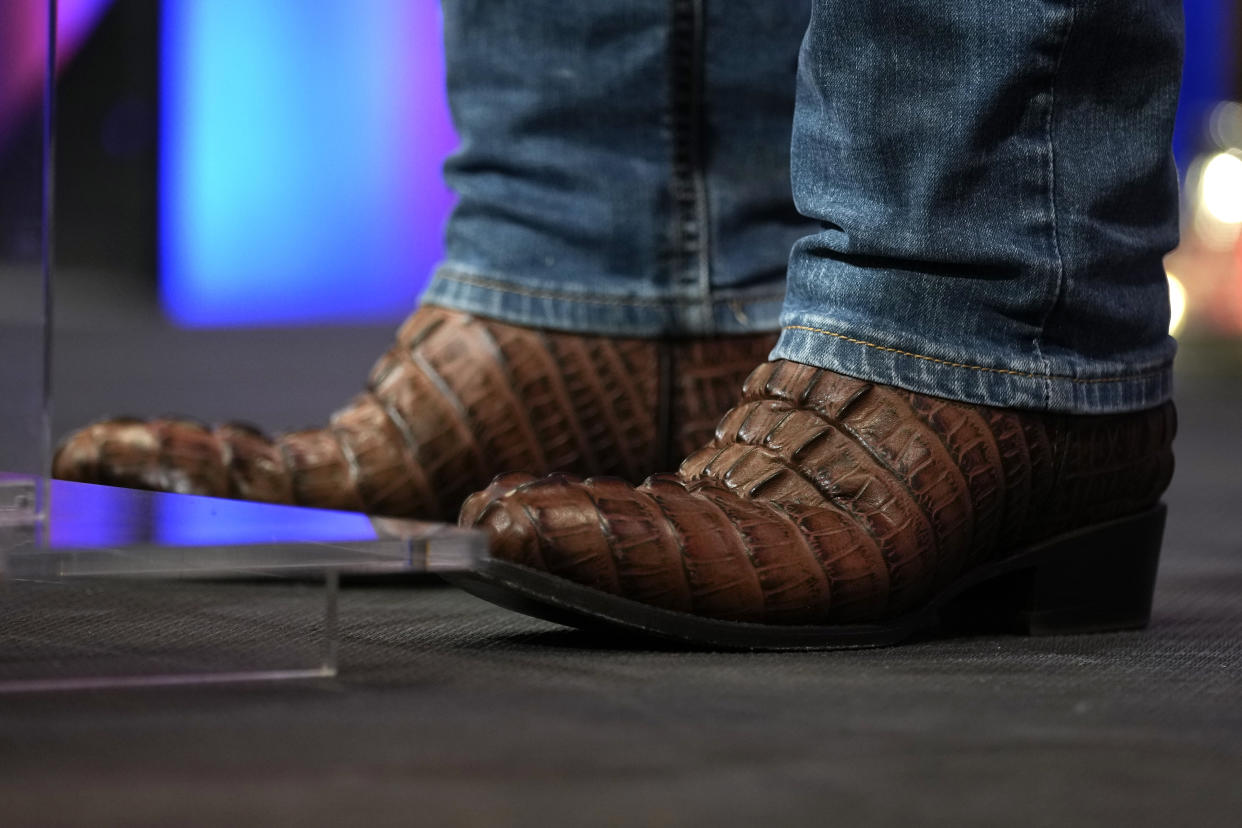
[446,503,1166,651]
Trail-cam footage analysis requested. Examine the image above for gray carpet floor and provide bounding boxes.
[1,285,1238,827]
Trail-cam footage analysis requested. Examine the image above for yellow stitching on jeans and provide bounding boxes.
[782,325,1167,385]
[438,269,786,308]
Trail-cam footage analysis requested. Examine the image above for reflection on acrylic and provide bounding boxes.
[46,478,378,549]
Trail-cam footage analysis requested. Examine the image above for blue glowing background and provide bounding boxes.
[159,1,456,326]
[156,1,1233,328]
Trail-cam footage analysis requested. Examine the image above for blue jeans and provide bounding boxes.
[424,0,1183,414]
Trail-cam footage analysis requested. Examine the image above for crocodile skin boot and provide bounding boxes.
[455,359,1177,649]
[52,306,777,521]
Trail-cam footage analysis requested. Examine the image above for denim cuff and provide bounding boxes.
[771,318,1174,415]
[423,264,785,337]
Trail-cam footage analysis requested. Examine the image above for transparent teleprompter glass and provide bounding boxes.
[0,479,488,691]
[0,3,488,691]
[0,0,54,523]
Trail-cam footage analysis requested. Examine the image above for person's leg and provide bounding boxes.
[425,0,811,336]
[54,2,814,519]
[774,0,1181,413]
[461,0,1183,645]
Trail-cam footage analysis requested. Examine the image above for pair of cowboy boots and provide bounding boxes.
[55,306,1174,649]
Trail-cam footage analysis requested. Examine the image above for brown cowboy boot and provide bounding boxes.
[52,306,777,522]
[455,358,1176,649]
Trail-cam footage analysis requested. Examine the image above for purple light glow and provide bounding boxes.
[0,0,112,148]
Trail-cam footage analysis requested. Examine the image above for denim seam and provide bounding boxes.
[434,268,786,308]
[667,0,712,319]
[782,324,1167,384]
[1032,6,1078,406]
[689,1,711,307]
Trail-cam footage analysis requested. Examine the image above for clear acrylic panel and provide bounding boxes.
[0,480,488,692]
[0,3,491,691]
[0,0,54,520]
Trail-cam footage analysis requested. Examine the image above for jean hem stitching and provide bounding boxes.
[433,268,786,308]
[782,324,1168,385]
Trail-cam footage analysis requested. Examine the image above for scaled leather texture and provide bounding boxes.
[52,307,777,521]
[462,359,1177,624]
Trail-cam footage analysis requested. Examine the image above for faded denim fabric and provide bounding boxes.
[773,0,1184,413]
[427,0,1183,414]
[424,1,814,335]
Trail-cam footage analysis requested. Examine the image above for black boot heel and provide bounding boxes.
[941,504,1167,637]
